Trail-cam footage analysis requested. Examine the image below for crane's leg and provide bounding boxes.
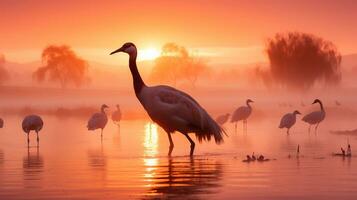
[287,128,290,134]
[36,131,39,147]
[246,120,248,132]
[184,133,195,156]
[101,129,103,140]
[235,122,237,132]
[243,120,247,133]
[315,123,319,133]
[27,132,30,147]
[308,125,311,133]
[166,131,174,156]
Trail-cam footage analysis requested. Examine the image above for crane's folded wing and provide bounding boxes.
[156,87,205,130]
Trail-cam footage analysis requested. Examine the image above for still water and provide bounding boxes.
[0,115,356,199]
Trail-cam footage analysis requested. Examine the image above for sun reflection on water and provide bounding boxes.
[143,122,159,157]
[143,122,159,186]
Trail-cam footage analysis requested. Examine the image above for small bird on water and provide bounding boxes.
[111,104,122,127]
[87,104,109,139]
[302,99,325,133]
[215,113,230,125]
[231,99,254,132]
[22,115,44,147]
[279,110,301,134]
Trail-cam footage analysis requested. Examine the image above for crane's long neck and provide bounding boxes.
[129,52,146,95]
[318,101,324,111]
[101,107,106,114]
[246,102,252,108]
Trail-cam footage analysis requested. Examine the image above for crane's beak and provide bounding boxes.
[110,47,123,55]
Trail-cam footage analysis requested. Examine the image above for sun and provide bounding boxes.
[138,48,160,61]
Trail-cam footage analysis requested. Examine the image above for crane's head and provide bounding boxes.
[293,110,301,115]
[101,104,109,112]
[312,99,321,105]
[246,99,254,104]
[110,42,137,56]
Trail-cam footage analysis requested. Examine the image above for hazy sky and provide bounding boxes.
[1,0,357,64]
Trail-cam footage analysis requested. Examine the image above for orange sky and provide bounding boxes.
[1,0,357,64]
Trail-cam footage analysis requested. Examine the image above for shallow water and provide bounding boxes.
[0,115,357,199]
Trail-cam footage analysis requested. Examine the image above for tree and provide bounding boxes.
[149,43,209,87]
[264,32,342,90]
[33,45,89,88]
[0,54,9,85]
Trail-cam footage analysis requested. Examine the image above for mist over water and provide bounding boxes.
[0,96,357,199]
[2,1,357,199]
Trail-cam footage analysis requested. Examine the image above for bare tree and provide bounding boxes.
[33,45,89,88]
[150,43,209,87]
[0,54,9,85]
[263,32,341,90]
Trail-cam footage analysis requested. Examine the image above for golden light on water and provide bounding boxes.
[143,122,159,157]
[143,122,159,186]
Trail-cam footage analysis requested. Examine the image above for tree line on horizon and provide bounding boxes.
[0,31,343,91]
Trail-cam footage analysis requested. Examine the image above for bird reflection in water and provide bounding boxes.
[87,143,108,187]
[142,122,223,199]
[143,157,223,199]
[87,144,107,170]
[0,149,4,166]
[112,128,122,149]
[23,147,44,187]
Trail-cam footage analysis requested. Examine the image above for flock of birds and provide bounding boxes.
[0,104,122,147]
[216,98,326,135]
[0,42,328,156]
[87,104,122,138]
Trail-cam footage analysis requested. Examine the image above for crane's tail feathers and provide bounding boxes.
[194,112,226,144]
[87,124,95,130]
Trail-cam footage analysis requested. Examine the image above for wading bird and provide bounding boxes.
[110,42,225,156]
[0,118,3,128]
[112,104,122,127]
[215,113,230,125]
[279,110,301,134]
[87,104,109,138]
[231,99,254,131]
[302,99,325,133]
[22,115,44,147]
[335,100,341,106]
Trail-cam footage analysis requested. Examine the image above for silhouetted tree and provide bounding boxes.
[264,32,341,90]
[33,45,89,88]
[0,54,9,85]
[150,43,209,87]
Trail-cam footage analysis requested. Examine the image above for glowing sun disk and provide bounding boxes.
[138,48,160,61]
